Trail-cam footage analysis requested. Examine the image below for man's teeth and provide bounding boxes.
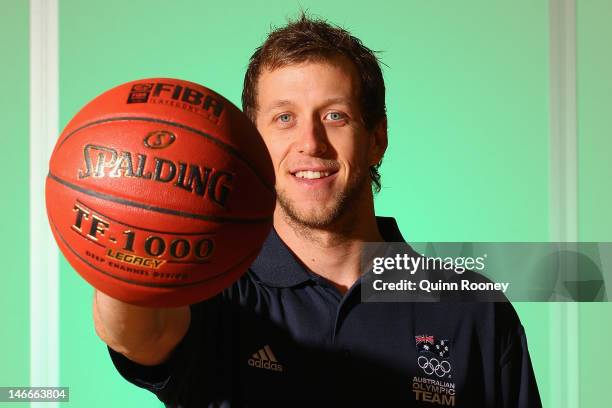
[294,170,330,179]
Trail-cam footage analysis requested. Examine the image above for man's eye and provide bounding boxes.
[325,112,344,121]
[278,114,292,123]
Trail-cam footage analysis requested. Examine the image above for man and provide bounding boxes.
[95,15,542,407]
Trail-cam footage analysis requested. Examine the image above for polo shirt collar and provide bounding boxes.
[249,216,405,288]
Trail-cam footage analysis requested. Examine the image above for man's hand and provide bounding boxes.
[93,289,190,366]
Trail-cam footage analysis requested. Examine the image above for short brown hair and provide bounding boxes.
[242,13,386,193]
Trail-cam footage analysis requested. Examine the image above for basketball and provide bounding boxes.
[45,78,275,307]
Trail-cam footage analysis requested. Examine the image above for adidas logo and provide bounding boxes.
[248,345,284,372]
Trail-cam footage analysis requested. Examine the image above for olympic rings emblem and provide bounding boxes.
[417,356,451,378]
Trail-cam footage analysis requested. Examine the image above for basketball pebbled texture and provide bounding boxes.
[45,78,275,307]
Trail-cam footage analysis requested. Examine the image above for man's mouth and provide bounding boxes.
[293,170,333,180]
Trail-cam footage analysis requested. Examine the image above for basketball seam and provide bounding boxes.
[55,115,275,193]
[74,199,217,236]
[49,216,262,289]
[48,172,272,224]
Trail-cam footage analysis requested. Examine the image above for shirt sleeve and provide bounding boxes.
[107,298,215,406]
[497,308,543,408]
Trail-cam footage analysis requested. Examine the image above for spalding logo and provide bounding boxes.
[144,130,176,149]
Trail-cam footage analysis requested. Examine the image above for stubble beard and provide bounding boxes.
[276,169,370,231]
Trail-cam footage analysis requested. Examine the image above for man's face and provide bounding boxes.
[255,57,386,228]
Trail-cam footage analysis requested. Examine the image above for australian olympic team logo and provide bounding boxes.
[413,334,456,406]
[415,335,452,379]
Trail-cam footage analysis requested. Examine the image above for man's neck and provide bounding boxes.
[273,203,384,295]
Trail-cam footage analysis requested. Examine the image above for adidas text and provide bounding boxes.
[248,358,284,372]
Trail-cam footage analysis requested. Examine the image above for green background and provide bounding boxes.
[2,0,611,406]
[1,0,30,404]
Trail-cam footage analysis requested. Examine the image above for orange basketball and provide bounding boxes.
[45,78,275,307]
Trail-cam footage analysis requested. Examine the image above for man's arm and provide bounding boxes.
[496,302,542,408]
[93,289,191,366]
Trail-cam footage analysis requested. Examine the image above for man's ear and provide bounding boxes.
[369,117,388,165]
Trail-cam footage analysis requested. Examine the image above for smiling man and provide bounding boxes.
[97,14,542,407]
[250,52,387,293]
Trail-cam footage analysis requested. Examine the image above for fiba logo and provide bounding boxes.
[127,83,153,104]
[125,81,225,119]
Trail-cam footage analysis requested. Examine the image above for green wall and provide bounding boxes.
[1,0,611,407]
[0,0,30,400]
[577,0,612,406]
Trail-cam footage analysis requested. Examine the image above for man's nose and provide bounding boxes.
[296,118,328,156]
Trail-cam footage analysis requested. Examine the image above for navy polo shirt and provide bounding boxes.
[108,217,542,407]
